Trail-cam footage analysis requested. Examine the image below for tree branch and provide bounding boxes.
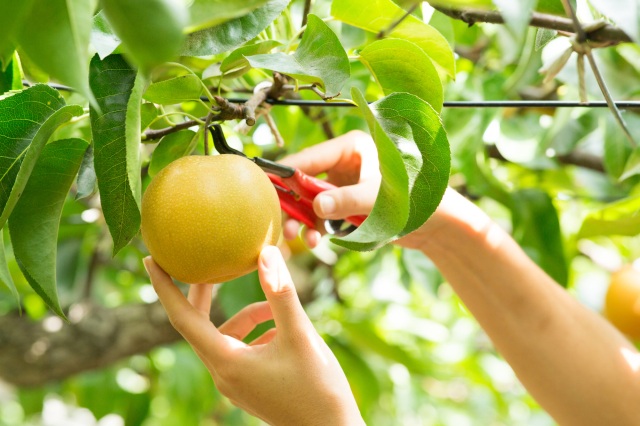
[434,6,632,46]
[301,0,312,29]
[0,271,317,387]
[0,301,194,387]
[142,118,202,141]
[143,73,290,141]
[378,2,420,38]
[486,144,604,172]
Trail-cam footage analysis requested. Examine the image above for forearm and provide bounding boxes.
[417,190,640,425]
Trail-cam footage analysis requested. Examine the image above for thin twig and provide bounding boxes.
[203,112,213,155]
[577,53,587,103]
[142,118,202,141]
[561,0,636,147]
[560,0,587,42]
[434,6,631,46]
[264,113,285,147]
[585,51,636,147]
[82,248,101,301]
[310,84,328,100]
[301,0,312,29]
[378,2,420,38]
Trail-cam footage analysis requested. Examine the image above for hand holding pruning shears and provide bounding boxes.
[209,125,370,237]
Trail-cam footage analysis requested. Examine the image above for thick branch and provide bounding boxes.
[0,302,201,387]
[0,273,316,387]
[435,6,632,45]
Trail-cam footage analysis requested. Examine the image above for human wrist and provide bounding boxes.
[408,188,494,256]
[303,394,364,426]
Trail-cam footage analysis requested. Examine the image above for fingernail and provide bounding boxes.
[317,194,336,215]
[260,246,282,292]
[142,257,153,275]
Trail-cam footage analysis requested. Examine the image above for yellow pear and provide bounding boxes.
[141,154,281,284]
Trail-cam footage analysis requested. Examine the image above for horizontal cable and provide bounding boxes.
[24,81,640,109]
[229,98,640,109]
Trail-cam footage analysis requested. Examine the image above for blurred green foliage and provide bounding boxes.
[2,0,640,425]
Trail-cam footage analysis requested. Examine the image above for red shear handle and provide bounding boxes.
[284,170,366,226]
[277,190,323,231]
[270,171,366,228]
[284,169,336,200]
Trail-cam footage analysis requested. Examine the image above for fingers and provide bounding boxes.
[283,219,300,241]
[258,246,312,336]
[283,219,321,248]
[279,131,364,177]
[218,301,273,341]
[250,328,277,346]
[144,257,230,357]
[187,283,214,315]
[313,180,380,220]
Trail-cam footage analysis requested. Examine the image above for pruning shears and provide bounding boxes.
[209,124,366,236]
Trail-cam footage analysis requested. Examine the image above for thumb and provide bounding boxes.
[314,180,379,220]
[258,246,311,335]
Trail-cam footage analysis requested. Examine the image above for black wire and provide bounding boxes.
[24,81,640,109]
[228,98,640,109]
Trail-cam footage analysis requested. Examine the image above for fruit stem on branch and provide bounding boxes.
[142,73,290,142]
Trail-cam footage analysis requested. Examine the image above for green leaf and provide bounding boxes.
[329,339,381,414]
[332,88,450,250]
[492,0,537,43]
[182,0,290,56]
[604,114,635,179]
[620,147,640,181]
[0,85,84,229]
[0,230,19,304]
[342,319,430,374]
[140,103,159,131]
[535,28,557,51]
[91,11,121,60]
[203,40,282,81]
[579,196,640,238]
[0,0,34,70]
[75,144,97,200]
[149,130,199,177]
[246,15,349,97]
[0,45,14,73]
[331,90,408,251]
[511,188,568,287]
[89,54,146,255]
[217,271,265,318]
[101,0,187,71]
[16,0,97,106]
[221,40,282,74]
[332,0,455,78]
[368,93,450,238]
[359,38,443,112]
[589,0,640,43]
[0,59,17,95]
[536,0,567,15]
[185,0,269,33]
[428,0,493,6]
[143,75,205,105]
[9,138,89,318]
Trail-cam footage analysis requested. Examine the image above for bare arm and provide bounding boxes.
[283,133,640,425]
[414,189,640,426]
